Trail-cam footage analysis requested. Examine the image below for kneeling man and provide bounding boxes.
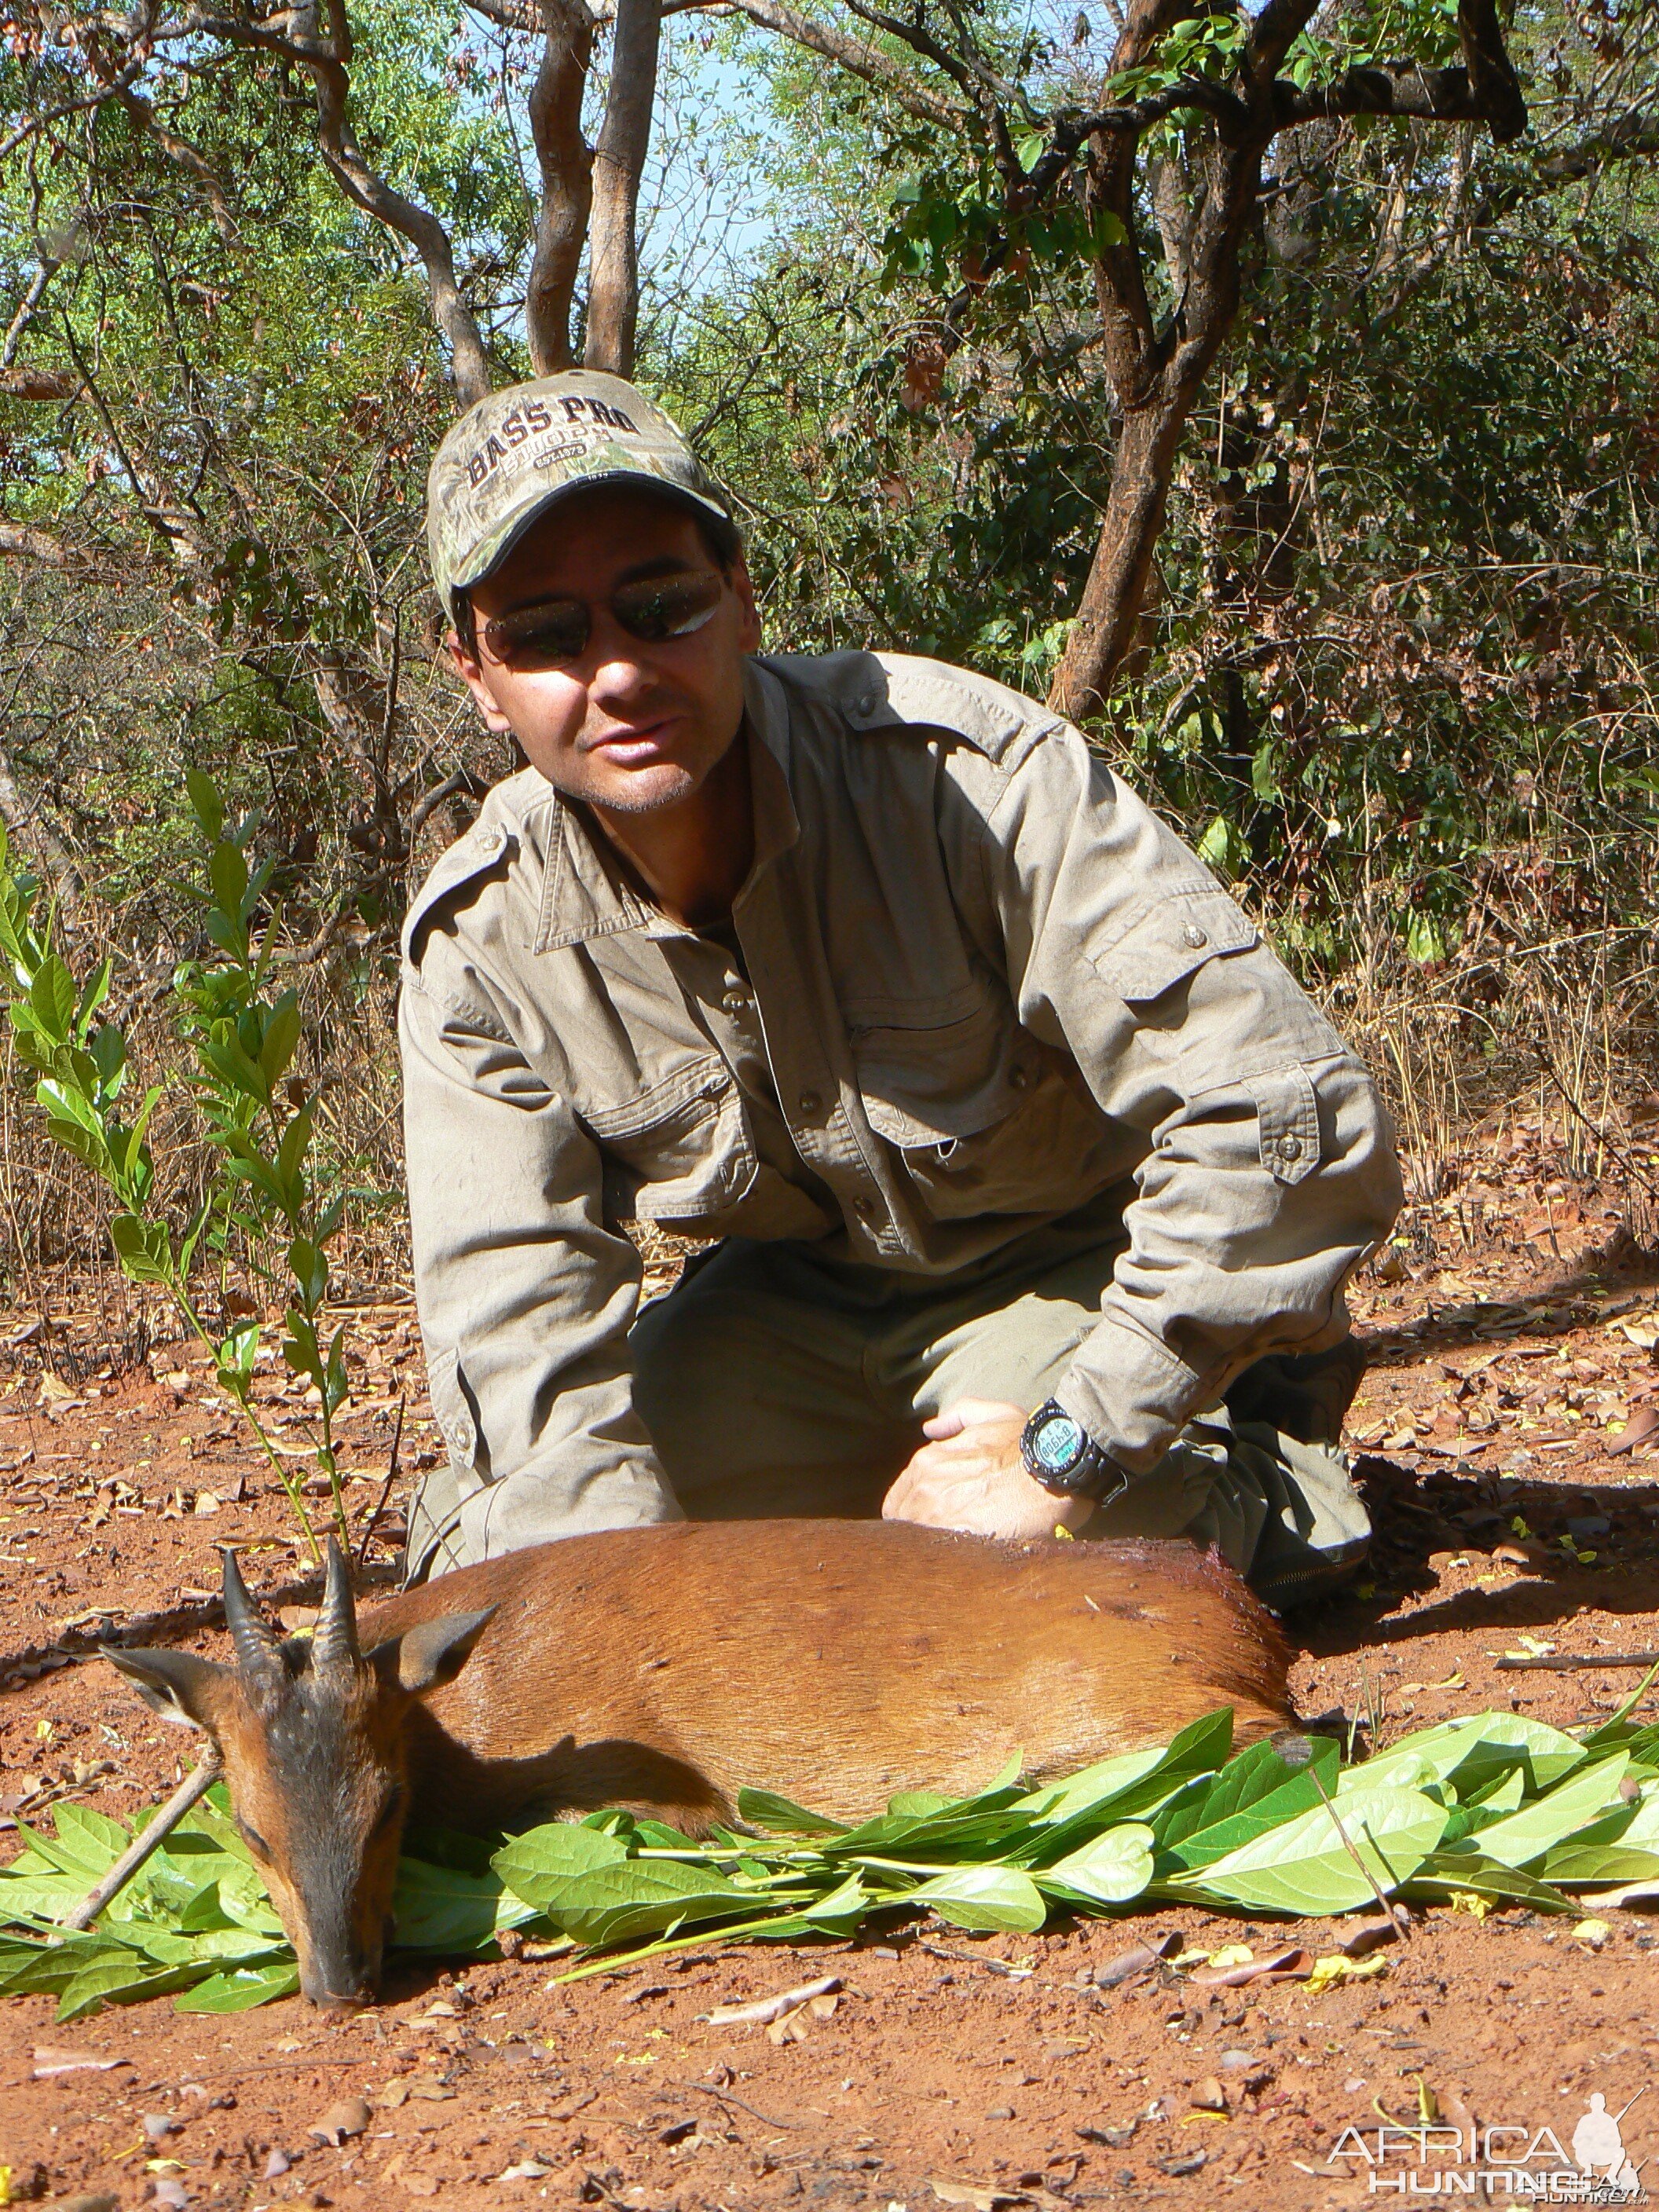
[401,371,1403,1606]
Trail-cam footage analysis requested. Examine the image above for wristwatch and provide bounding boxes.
[1020,1400,1131,1505]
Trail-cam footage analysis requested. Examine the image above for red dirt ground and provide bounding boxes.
[4,1188,1659,2210]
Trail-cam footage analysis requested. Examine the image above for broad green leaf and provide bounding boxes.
[1540,1843,1659,1889]
[185,769,225,844]
[1404,1850,1574,1912]
[491,1821,628,1910]
[54,1803,130,1872]
[391,1856,534,1953]
[1353,1712,1584,1798]
[109,1211,173,1284]
[175,1960,300,2013]
[29,954,78,1045]
[208,838,250,922]
[57,1956,203,2021]
[1019,1708,1234,1829]
[15,1813,111,1881]
[888,1791,954,1819]
[259,993,302,1089]
[1040,1823,1155,1906]
[1471,1752,1628,1870]
[1165,1786,1446,1914]
[1159,1736,1339,1865]
[528,1859,754,1948]
[906,1866,1047,1933]
[797,1874,870,1931]
[736,1788,847,1836]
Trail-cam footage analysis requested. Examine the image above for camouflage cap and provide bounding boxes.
[426,370,734,622]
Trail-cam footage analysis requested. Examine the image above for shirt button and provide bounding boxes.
[721,989,752,1015]
[1278,1133,1302,1161]
[851,1193,875,1219]
[479,826,506,854]
[855,689,878,716]
[1009,1065,1031,1090]
[798,1090,822,1117]
[1182,923,1208,950]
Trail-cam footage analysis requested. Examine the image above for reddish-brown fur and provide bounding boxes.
[109,1518,1292,2003]
[364,1518,1294,1833]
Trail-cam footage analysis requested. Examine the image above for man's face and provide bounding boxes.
[450,485,760,815]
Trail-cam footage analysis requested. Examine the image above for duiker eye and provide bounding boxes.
[237,1818,271,1860]
[372,1785,405,1836]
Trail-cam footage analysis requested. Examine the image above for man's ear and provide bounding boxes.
[104,1646,229,1733]
[446,632,516,734]
[369,1606,496,1695]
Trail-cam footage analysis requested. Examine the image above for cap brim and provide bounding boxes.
[451,473,732,602]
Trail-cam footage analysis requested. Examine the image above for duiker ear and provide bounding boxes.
[371,1606,496,1694]
[104,1646,228,1732]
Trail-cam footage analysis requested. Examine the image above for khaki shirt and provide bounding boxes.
[400,650,1402,1566]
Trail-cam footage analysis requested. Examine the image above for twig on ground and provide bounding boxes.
[674,2078,807,2130]
[58,1749,222,1932]
[1495,1650,1659,1671]
[1273,1730,1412,1939]
[919,1939,1035,1977]
[357,1390,405,1570]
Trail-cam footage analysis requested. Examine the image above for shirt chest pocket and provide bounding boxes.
[584,1060,757,1226]
[852,1003,1119,1221]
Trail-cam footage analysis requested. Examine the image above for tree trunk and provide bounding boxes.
[526,0,594,374]
[1047,385,1195,722]
[584,0,662,377]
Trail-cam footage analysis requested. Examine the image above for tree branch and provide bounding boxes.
[0,521,71,563]
[1277,61,1511,127]
[192,3,494,405]
[687,0,962,129]
[0,59,144,164]
[526,0,594,373]
[584,0,661,376]
[1457,0,1525,144]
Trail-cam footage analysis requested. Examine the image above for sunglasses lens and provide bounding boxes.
[615,571,724,643]
[485,601,590,668]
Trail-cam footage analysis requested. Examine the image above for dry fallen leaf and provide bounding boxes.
[1609,1407,1659,1456]
[497,2159,556,2181]
[379,2075,455,2107]
[31,2045,133,2078]
[309,2094,370,2145]
[1093,1932,1179,1988]
[1336,1917,1401,1958]
[706,1973,840,2027]
[1187,1945,1313,1988]
[928,2180,1031,2210]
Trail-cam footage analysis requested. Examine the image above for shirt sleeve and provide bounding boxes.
[948,718,1404,1471]
[399,950,681,1572]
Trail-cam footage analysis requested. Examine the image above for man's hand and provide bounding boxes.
[881,1398,1096,1542]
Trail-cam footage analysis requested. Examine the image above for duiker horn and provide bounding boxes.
[311,1537,361,1679]
[221,1546,283,1683]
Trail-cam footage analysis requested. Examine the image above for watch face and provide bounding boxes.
[1031,1412,1085,1475]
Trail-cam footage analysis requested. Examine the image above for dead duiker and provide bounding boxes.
[107,1521,1294,2004]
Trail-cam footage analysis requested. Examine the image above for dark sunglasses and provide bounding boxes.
[480,569,726,672]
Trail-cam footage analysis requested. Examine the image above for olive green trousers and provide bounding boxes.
[629,1210,1371,1610]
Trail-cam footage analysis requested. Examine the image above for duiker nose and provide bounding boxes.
[302,1950,379,2009]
